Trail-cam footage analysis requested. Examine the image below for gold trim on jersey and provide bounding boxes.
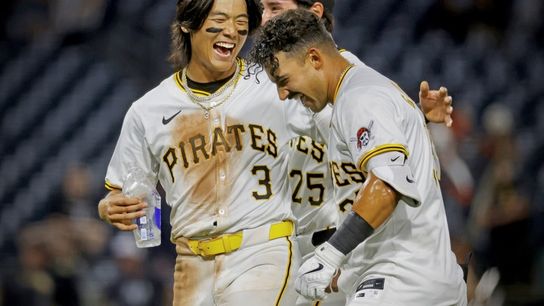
[357,144,409,172]
[333,64,355,103]
[173,58,246,96]
[105,180,121,191]
[390,81,417,109]
[274,236,293,306]
[433,168,441,183]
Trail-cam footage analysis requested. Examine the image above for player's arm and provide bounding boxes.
[98,189,147,231]
[419,81,453,127]
[294,171,400,300]
[98,104,155,231]
[327,171,398,252]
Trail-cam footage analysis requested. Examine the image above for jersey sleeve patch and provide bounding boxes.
[355,121,373,150]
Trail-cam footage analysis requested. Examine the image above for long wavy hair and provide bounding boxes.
[169,0,262,71]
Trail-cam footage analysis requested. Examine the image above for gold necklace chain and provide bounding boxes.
[181,59,242,111]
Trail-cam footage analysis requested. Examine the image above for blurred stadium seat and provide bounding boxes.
[0,0,542,305]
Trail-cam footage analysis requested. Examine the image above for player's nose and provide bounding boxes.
[223,20,236,37]
[261,12,271,26]
[277,87,289,101]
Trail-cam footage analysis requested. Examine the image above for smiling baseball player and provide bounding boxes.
[251,9,467,305]
[97,1,334,305]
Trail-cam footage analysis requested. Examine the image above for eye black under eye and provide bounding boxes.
[206,27,223,33]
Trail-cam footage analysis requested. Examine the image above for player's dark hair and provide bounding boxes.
[249,9,335,79]
[294,0,334,32]
[169,0,262,71]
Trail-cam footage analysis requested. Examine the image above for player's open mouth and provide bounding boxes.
[213,42,235,58]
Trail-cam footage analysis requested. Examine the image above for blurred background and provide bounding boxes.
[0,0,542,305]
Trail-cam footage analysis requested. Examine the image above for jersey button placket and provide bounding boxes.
[211,108,228,219]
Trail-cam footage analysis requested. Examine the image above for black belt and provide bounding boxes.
[311,227,337,246]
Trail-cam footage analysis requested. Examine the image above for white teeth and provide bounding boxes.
[216,42,235,49]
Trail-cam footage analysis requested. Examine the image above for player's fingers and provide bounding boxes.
[315,287,326,300]
[113,222,138,231]
[419,81,429,98]
[108,202,147,214]
[447,105,453,114]
[445,116,453,128]
[331,269,340,292]
[109,209,146,220]
[109,195,142,206]
[446,95,453,105]
[439,86,448,98]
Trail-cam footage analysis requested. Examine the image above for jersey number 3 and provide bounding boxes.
[251,165,272,200]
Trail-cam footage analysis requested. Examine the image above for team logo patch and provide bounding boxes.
[354,277,385,300]
[356,121,374,150]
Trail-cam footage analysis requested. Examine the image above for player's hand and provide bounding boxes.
[419,81,453,127]
[295,256,336,300]
[325,269,341,293]
[98,190,147,231]
[295,243,345,300]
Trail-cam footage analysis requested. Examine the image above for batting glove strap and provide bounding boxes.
[315,242,346,270]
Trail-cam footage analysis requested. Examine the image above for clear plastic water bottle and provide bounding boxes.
[122,167,161,248]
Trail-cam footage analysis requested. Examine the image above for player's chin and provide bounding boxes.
[304,99,324,113]
[210,58,236,71]
[210,52,239,70]
[301,95,315,109]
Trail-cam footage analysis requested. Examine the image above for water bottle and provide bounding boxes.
[122,167,161,248]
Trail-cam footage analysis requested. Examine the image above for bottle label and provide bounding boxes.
[152,191,162,229]
[154,207,161,229]
[140,228,148,240]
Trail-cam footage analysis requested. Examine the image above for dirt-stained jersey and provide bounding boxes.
[330,64,464,302]
[105,59,323,240]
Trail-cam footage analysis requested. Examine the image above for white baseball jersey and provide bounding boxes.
[287,136,336,249]
[289,50,365,306]
[288,49,365,248]
[329,64,466,304]
[105,58,323,240]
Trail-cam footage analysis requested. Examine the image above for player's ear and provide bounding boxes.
[309,2,325,19]
[306,48,323,69]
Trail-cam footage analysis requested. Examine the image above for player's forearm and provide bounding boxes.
[351,172,399,228]
[326,172,399,255]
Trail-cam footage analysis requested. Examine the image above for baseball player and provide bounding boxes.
[264,1,455,305]
[251,9,467,305]
[97,0,332,305]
